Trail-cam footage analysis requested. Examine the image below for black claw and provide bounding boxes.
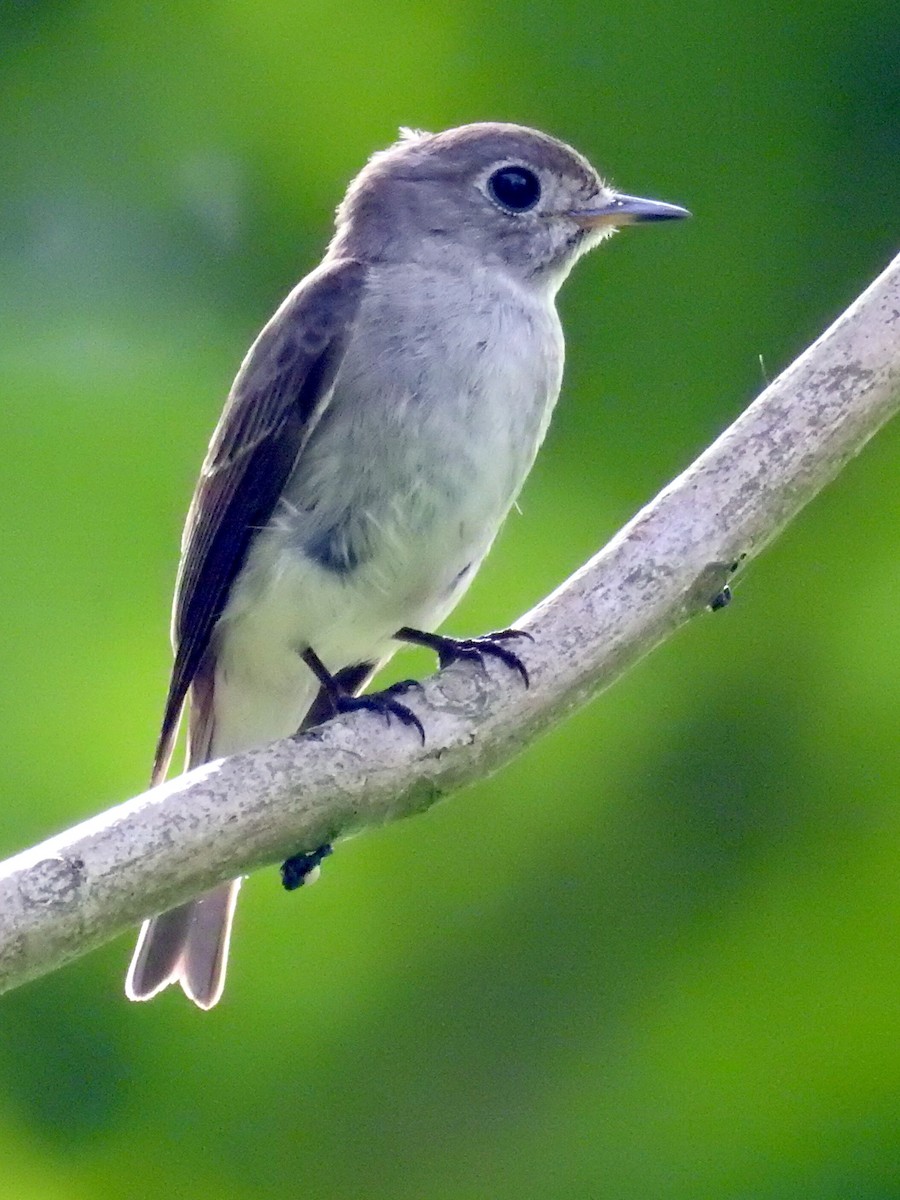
[396,626,532,688]
[709,554,746,611]
[710,584,732,612]
[281,843,333,891]
[303,646,426,743]
[384,678,426,699]
[334,692,426,744]
[439,638,530,687]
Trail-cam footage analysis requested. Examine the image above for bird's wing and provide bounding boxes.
[151,257,367,785]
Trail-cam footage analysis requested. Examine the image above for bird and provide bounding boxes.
[125,121,688,1009]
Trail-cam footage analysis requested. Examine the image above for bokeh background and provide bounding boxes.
[1,1,898,1197]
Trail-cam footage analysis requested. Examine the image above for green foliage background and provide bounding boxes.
[1,2,898,1196]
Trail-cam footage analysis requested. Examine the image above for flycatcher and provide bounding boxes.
[126,122,688,1008]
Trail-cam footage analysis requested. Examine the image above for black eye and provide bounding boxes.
[487,165,541,213]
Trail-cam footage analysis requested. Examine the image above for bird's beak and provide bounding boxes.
[570,193,691,229]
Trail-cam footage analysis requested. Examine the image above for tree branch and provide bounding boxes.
[1,253,898,998]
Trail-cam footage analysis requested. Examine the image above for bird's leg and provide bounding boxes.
[709,585,732,611]
[301,647,425,741]
[280,844,333,891]
[280,650,426,892]
[394,626,533,687]
[709,554,747,612]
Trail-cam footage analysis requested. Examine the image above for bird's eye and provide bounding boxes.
[487,166,541,213]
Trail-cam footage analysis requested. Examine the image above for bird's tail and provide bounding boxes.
[126,659,241,1010]
[125,654,379,1008]
[125,880,241,1009]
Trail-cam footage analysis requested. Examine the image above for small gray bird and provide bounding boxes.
[125,122,688,1009]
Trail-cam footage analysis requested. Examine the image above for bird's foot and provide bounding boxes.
[329,686,426,743]
[709,554,747,612]
[302,648,425,742]
[395,626,533,687]
[281,843,333,891]
[281,682,426,890]
[709,585,732,611]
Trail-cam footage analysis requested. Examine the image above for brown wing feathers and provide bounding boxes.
[150,259,366,784]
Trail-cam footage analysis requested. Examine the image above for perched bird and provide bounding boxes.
[125,122,688,1009]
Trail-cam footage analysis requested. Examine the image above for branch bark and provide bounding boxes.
[2,253,898,998]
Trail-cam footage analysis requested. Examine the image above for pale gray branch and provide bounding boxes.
[1,252,898,998]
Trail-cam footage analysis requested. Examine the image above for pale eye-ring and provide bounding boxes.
[487,166,541,213]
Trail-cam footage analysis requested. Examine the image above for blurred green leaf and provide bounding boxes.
[1,2,898,1197]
